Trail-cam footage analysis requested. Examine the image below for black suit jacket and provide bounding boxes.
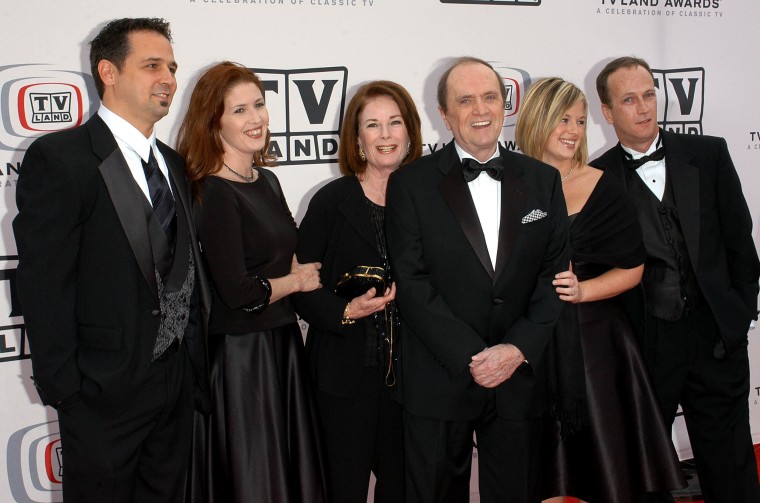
[591,129,760,354]
[293,175,386,399]
[13,114,210,415]
[385,142,569,421]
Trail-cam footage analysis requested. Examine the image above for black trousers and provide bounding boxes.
[403,395,542,503]
[316,365,405,503]
[58,343,194,503]
[645,309,760,503]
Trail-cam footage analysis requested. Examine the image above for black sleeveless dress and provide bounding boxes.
[541,171,685,503]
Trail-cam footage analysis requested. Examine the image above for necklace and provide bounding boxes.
[224,163,255,183]
[561,165,576,182]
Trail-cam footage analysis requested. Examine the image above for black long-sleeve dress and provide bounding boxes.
[189,170,327,503]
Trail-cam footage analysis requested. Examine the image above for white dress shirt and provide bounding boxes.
[455,142,501,268]
[622,133,665,201]
[98,105,173,202]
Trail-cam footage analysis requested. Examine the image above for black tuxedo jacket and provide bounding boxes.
[14,114,210,415]
[591,129,759,354]
[385,142,569,421]
[293,175,387,399]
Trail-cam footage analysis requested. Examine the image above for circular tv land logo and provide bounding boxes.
[491,65,531,129]
[6,421,63,502]
[0,64,96,152]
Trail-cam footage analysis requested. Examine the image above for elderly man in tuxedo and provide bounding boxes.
[13,18,208,503]
[590,56,760,503]
[385,56,569,503]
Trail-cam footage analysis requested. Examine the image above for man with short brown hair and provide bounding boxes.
[592,56,760,503]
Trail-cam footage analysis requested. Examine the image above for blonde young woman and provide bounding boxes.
[516,78,685,503]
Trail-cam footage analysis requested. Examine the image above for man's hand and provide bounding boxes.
[469,343,526,388]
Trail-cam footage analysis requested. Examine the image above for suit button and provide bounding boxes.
[492,298,503,305]
[151,309,160,316]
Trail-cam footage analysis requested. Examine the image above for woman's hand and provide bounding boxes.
[553,263,583,304]
[290,256,322,293]
[345,282,396,320]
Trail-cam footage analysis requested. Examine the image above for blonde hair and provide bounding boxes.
[515,77,588,168]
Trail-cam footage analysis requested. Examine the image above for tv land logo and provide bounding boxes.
[441,0,541,5]
[492,65,531,129]
[652,67,704,134]
[749,131,760,152]
[0,65,95,152]
[0,256,28,364]
[6,421,63,502]
[253,67,347,165]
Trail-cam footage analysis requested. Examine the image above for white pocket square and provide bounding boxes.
[521,209,547,224]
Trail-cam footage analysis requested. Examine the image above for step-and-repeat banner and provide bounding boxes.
[2,1,759,501]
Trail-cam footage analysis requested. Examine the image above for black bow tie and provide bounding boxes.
[462,157,504,182]
[623,146,666,170]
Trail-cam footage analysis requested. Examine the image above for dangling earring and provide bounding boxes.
[401,141,411,160]
[358,145,366,162]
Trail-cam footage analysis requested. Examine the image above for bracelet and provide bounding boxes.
[341,301,355,325]
[242,276,272,313]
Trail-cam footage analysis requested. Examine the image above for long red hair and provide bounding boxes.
[176,61,275,198]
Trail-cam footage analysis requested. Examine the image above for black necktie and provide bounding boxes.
[623,146,666,170]
[142,148,176,241]
[462,157,504,182]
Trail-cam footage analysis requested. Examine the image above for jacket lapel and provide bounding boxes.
[158,142,191,291]
[338,176,377,251]
[494,153,527,279]
[437,144,494,278]
[89,115,159,299]
[663,131,700,267]
[158,143,211,327]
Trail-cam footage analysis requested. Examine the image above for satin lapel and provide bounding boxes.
[494,159,527,279]
[160,142,191,291]
[664,134,700,267]
[96,146,159,299]
[338,177,377,251]
[159,142,191,229]
[87,116,158,299]
[157,143,210,322]
[438,149,494,278]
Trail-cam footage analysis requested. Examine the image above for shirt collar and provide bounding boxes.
[453,142,500,163]
[98,105,156,162]
[620,132,661,159]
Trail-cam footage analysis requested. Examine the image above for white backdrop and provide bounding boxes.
[2,1,759,501]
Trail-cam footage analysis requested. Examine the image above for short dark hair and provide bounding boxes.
[596,56,653,107]
[437,56,506,113]
[339,80,422,176]
[89,18,172,98]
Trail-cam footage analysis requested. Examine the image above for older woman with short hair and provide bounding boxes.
[293,80,422,503]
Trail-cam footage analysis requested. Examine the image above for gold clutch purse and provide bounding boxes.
[334,266,386,299]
